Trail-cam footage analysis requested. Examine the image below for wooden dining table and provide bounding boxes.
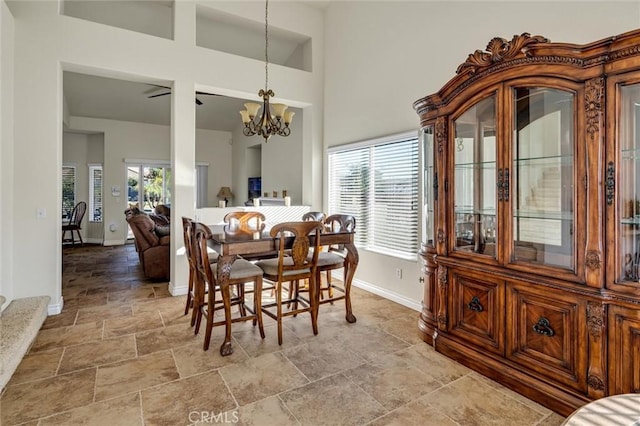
[207,224,359,356]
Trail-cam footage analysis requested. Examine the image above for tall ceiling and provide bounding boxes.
[62,0,321,133]
[63,71,249,132]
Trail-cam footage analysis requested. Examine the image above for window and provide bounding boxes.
[89,164,103,222]
[62,165,76,220]
[328,132,419,258]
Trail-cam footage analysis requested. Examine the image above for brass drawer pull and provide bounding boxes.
[467,296,484,312]
[533,317,555,336]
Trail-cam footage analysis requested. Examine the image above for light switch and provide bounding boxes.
[36,208,46,219]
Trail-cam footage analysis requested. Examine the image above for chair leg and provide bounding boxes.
[309,274,319,336]
[194,281,207,335]
[203,287,216,351]
[255,276,265,339]
[238,284,247,317]
[185,269,193,316]
[276,281,283,345]
[76,229,84,247]
[326,271,335,299]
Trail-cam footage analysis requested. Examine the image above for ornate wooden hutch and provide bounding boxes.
[414,29,640,415]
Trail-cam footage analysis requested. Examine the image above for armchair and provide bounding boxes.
[125,213,170,280]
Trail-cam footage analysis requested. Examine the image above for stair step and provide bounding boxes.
[0,296,50,390]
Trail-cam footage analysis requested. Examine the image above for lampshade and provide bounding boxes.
[217,187,234,199]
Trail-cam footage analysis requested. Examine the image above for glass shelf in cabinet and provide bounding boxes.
[513,210,573,220]
[455,160,497,168]
[621,147,640,160]
[512,154,573,165]
[455,207,497,216]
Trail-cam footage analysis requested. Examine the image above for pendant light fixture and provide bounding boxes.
[239,0,294,141]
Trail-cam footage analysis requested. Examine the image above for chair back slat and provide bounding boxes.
[324,214,356,253]
[70,201,87,226]
[270,221,323,277]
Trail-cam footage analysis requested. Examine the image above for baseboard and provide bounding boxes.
[168,281,187,296]
[103,239,125,247]
[348,275,422,312]
[84,238,103,245]
[48,296,64,315]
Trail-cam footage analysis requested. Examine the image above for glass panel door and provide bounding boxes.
[453,95,497,258]
[619,83,640,282]
[512,87,574,269]
[421,125,435,247]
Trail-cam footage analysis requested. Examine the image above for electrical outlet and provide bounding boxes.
[395,268,402,279]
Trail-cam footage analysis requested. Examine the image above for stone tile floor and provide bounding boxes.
[0,244,566,425]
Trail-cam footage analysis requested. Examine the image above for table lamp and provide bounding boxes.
[217,186,234,207]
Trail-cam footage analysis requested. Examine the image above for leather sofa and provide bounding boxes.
[125,213,170,280]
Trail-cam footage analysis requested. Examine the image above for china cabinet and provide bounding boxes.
[414,29,640,415]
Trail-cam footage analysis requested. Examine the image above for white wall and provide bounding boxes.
[0,0,15,307]
[195,128,232,207]
[323,1,640,309]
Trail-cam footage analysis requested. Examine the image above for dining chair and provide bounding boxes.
[223,211,266,235]
[302,211,326,222]
[62,201,87,247]
[192,221,265,351]
[182,217,219,326]
[314,214,356,305]
[256,221,324,345]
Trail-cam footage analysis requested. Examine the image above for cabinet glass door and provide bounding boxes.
[453,95,497,258]
[512,87,574,269]
[421,125,435,247]
[618,83,640,282]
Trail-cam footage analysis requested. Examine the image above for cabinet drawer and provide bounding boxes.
[608,304,640,394]
[507,283,587,392]
[449,270,504,355]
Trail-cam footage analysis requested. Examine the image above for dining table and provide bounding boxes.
[207,224,359,356]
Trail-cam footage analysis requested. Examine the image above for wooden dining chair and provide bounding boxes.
[302,211,326,222]
[314,214,356,305]
[256,221,324,345]
[223,211,266,235]
[62,201,87,247]
[192,221,265,351]
[182,216,219,326]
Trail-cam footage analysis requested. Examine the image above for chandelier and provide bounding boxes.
[239,0,294,141]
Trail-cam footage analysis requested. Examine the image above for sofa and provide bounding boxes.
[125,213,170,280]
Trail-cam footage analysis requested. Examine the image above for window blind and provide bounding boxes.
[89,165,103,222]
[62,165,76,220]
[328,133,419,258]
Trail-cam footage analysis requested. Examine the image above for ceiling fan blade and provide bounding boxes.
[196,98,203,106]
[148,92,171,99]
[143,84,171,95]
[195,91,221,97]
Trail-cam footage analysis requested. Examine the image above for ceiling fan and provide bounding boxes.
[145,85,219,106]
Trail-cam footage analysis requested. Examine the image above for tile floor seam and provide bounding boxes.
[137,390,145,426]
[55,346,65,376]
[217,364,241,409]
[276,393,303,425]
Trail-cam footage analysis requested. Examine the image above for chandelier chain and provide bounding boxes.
[264,0,269,91]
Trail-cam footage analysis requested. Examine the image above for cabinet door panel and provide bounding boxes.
[609,305,640,394]
[450,270,504,355]
[507,284,587,391]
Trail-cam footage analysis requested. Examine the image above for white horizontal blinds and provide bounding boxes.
[89,165,103,222]
[328,133,419,257]
[371,138,419,254]
[62,165,76,220]
[328,148,369,246]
